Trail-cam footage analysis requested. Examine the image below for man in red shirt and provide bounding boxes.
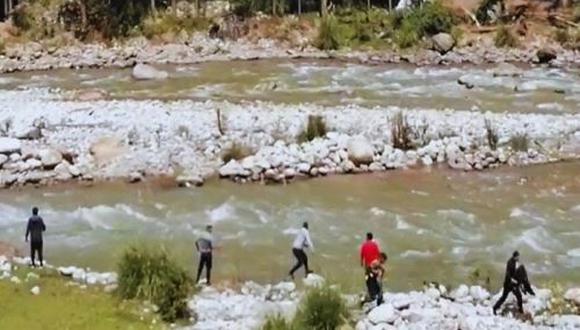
[360,232,383,306]
[360,232,380,268]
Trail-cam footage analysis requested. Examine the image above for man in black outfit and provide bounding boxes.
[493,251,535,315]
[25,207,46,267]
[195,225,214,285]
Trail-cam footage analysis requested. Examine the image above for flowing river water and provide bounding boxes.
[0,60,579,292]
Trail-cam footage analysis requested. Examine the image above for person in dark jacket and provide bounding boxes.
[195,225,214,285]
[493,251,534,315]
[25,207,46,267]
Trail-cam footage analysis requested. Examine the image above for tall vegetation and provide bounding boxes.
[294,285,350,330]
[494,24,517,48]
[117,245,192,322]
[298,115,327,143]
[394,0,455,48]
[262,285,350,330]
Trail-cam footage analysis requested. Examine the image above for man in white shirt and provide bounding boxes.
[288,222,314,279]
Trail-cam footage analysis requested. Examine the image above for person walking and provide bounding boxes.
[25,207,46,267]
[360,232,380,269]
[288,222,314,279]
[493,251,531,315]
[360,233,383,305]
[195,225,214,286]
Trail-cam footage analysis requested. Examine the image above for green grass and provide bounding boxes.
[297,115,327,143]
[0,268,158,330]
[294,285,350,330]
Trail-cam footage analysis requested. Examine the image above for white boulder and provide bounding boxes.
[368,304,399,325]
[131,63,169,80]
[564,288,580,305]
[30,286,40,295]
[347,137,374,165]
[39,148,63,169]
[303,273,325,288]
[0,137,21,154]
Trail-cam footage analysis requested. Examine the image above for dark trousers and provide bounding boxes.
[196,252,212,284]
[493,285,523,313]
[365,269,384,305]
[289,248,310,277]
[30,240,43,266]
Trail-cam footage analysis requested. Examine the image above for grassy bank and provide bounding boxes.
[0,268,159,330]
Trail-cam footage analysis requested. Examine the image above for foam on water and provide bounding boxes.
[567,248,580,258]
[205,202,237,223]
[395,215,412,230]
[369,207,386,217]
[0,203,29,227]
[400,250,435,259]
[437,209,476,223]
[511,226,561,253]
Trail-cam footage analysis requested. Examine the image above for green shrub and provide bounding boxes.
[117,245,192,322]
[221,142,252,163]
[315,15,343,50]
[141,10,210,39]
[394,1,456,48]
[262,314,294,330]
[484,119,498,150]
[391,112,413,150]
[494,24,517,48]
[467,267,492,291]
[554,28,569,45]
[509,133,529,152]
[543,281,579,315]
[11,3,34,31]
[298,115,327,143]
[294,285,349,330]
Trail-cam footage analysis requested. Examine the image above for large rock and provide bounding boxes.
[303,273,325,288]
[38,148,63,169]
[219,160,245,177]
[368,304,399,325]
[131,63,169,80]
[89,137,125,164]
[0,154,7,167]
[431,33,455,55]
[536,48,556,64]
[347,137,374,165]
[564,288,580,305]
[0,137,21,155]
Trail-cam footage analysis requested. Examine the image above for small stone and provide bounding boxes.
[0,137,21,155]
[30,286,40,295]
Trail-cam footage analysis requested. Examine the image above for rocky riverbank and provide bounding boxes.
[0,87,579,189]
[1,254,579,329]
[0,32,579,74]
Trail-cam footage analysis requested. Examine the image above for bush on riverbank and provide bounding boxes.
[315,15,344,50]
[394,1,456,48]
[141,10,211,40]
[484,119,499,150]
[221,142,253,162]
[494,24,518,48]
[544,281,579,315]
[117,245,192,322]
[294,285,350,330]
[509,133,529,152]
[262,314,294,330]
[298,115,327,143]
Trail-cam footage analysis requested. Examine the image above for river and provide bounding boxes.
[0,60,579,292]
[0,162,578,291]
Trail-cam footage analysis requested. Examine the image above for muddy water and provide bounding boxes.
[2,60,580,114]
[0,162,578,291]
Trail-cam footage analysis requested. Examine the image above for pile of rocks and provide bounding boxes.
[186,281,299,330]
[356,284,580,330]
[0,30,579,73]
[0,255,118,289]
[0,88,579,189]
[0,136,84,188]
[0,34,325,74]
